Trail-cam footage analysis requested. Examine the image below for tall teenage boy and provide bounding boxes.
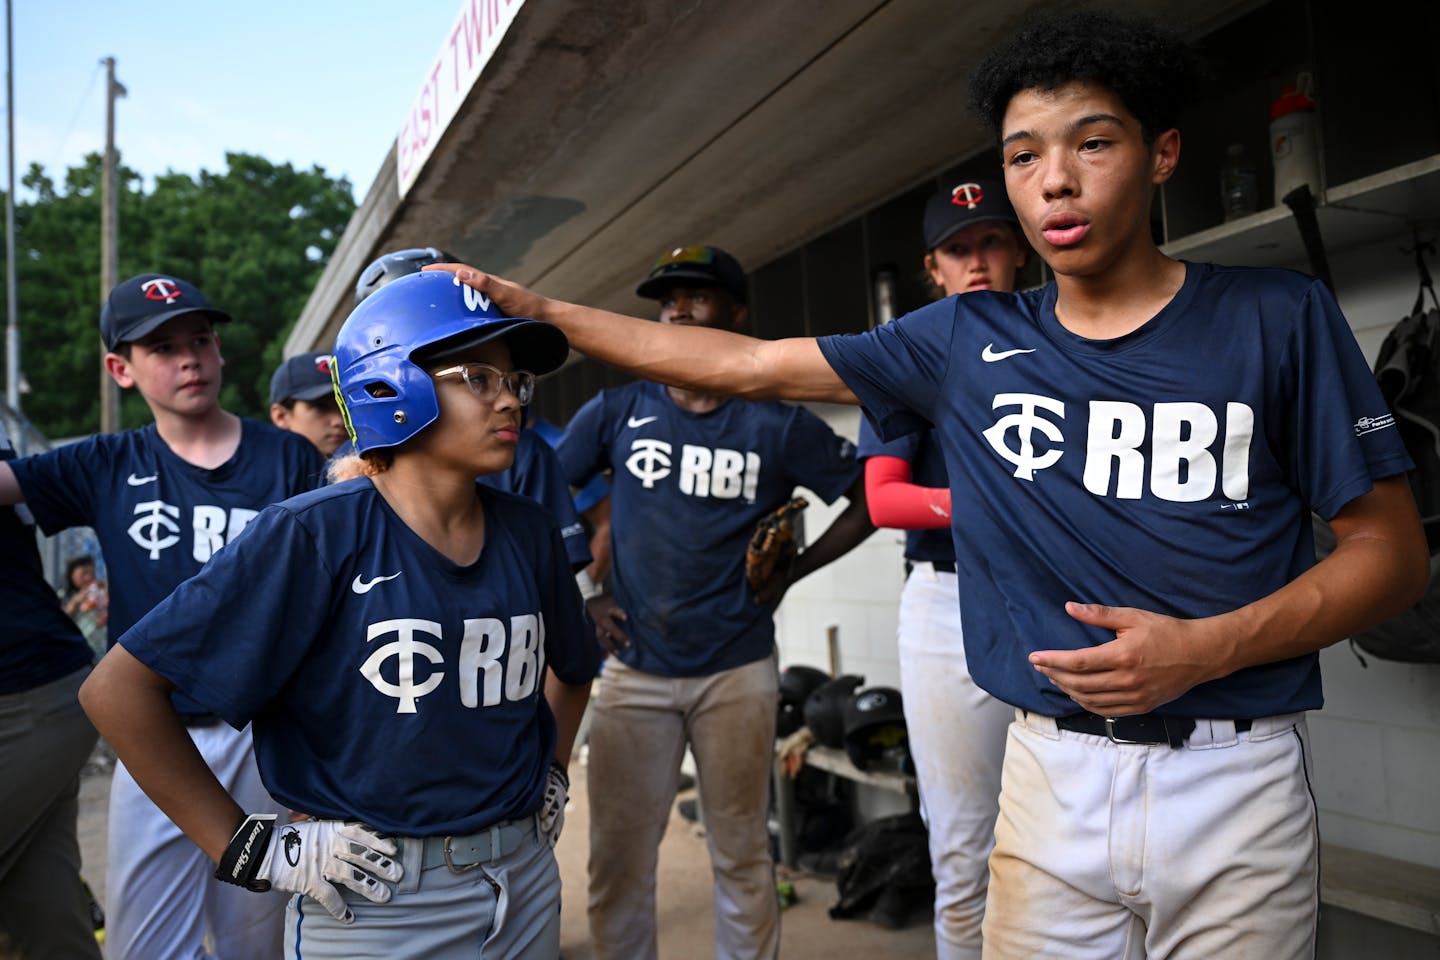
[433,11,1427,957]
[0,273,323,960]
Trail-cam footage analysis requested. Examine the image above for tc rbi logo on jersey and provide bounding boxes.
[127,500,260,561]
[625,438,761,502]
[360,615,547,714]
[982,393,1256,503]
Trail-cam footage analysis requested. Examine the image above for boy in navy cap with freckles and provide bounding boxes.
[0,273,322,960]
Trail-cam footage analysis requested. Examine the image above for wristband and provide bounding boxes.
[215,813,277,892]
[575,568,604,600]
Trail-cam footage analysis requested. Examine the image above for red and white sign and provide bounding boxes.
[397,0,527,198]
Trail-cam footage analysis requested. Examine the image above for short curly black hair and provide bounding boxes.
[968,8,1202,144]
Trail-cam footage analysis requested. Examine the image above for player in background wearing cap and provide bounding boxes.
[431,10,1428,955]
[856,179,1026,959]
[0,274,322,960]
[0,422,101,959]
[79,271,597,959]
[269,351,349,457]
[554,245,873,960]
[341,248,597,585]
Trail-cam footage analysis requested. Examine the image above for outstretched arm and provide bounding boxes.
[425,264,858,405]
[1030,475,1428,715]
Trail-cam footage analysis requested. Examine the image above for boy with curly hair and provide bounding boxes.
[432,10,1427,957]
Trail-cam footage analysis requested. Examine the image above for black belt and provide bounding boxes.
[905,559,957,575]
[1053,711,1252,748]
[177,712,223,727]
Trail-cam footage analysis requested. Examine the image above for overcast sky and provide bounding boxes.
[8,0,465,197]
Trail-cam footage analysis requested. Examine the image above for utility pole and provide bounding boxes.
[99,56,125,433]
[5,0,19,413]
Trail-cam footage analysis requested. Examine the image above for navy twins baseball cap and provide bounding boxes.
[270,351,337,405]
[922,179,1019,250]
[635,244,748,305]
[100,273,232,351]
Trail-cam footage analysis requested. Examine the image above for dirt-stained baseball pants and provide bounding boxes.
[586,656,779,960]
[897,563,1012,960]
[983,710,1319,959]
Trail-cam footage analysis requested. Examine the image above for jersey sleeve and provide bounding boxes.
[817,298,957,443]
[514,434,592,570]
[116,503,334,728]
[7,438,105,534]
[783,407,862,505]
[1286,281,1415,519]
[537,517,600,685]
[856,412,922,462]
[555,392,611,489]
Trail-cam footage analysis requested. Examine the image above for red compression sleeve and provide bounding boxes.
[864,456,952,530]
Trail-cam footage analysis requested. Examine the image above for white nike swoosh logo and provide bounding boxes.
[627,416,658,428]
[981,344,1037,363]
[127,473,158,486]
[352,572,401,594]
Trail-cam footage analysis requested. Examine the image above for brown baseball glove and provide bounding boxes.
[745,497,809,595]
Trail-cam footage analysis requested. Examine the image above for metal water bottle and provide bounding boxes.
[1270,74,1321,205]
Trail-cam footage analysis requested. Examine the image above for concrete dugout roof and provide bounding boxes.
[288,0,1250,356]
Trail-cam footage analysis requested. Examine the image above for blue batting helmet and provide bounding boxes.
[331,271,569,454]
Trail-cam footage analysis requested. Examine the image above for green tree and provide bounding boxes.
[1,151,354,438]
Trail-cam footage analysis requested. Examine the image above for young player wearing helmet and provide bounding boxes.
[347,247,599,582]
[554,245,873,960]
[0,273,322,960]
[79,270,597,959]
[429,10,1427,956]
[856,179,1025,959]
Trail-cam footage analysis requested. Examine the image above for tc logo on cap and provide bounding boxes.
[950,183,984,209]
[314,356,332,376]
[141,278,183,304]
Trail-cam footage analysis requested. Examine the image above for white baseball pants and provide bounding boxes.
[897,563,1012,960]
[983,710,1319,959]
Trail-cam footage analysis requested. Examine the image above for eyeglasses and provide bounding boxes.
[431,363,535,405]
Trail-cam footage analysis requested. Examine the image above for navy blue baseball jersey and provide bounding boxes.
[530,417,610,514]
[327,430,591,570]
[820,262,1412,718]
[118,480,598,836]
[0,425,92,694]
[481,429,591,571]
[856,419,956,565]
[10,420,322,712]
[558,380,860,677]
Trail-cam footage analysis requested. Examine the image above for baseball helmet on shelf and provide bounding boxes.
[803,675,864,749]
[841,686,909,772]
[331,271,569,454]
[777,665,831,739]
[355,246,458,306]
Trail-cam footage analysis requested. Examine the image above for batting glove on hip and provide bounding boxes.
[215,814,403,923]
[538,762,569,847]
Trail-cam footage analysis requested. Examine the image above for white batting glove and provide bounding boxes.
[215,814,403,923]
[538,762,569,847]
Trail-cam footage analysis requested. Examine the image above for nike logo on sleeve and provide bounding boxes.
[627,416,658,428]
[127,473,158,486]
[352,572,402,594]
[981,344,1037,363]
